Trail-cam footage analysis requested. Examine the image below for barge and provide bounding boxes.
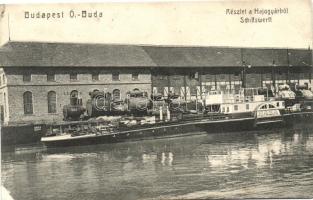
[41,115,254,148]
[41,88,313,148]
[1,123,46,146]
[41,111,313,148]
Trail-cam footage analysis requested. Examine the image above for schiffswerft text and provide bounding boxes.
[225,8,288,23]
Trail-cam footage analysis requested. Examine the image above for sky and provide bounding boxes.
[0,0,312,48]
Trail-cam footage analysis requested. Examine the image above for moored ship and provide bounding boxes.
[41,87,313,148]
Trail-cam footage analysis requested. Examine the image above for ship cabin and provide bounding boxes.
[203,88,285,118]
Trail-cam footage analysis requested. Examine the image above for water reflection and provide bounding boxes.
[2,125,313,200]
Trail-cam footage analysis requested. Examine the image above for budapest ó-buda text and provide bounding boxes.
[24,10,104,20]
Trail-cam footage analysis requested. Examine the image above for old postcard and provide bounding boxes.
[1,1,313,199]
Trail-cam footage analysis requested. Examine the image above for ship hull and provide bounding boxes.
[42,110,313,148]
[42,117,258,148]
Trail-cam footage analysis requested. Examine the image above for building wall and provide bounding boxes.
[152,67,312,99]
[245,68,263,88]
[0,68,9,123]
[5,67,151,87]
[0,66,312,125]
[152,68,242,98]
[153,68,243,98]
[151,74,168,95]
[0,88,9,123]
[186,72,200,98]
[1,67,151,124]
[152,68,201,99]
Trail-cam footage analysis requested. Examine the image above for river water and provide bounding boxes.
[2,124,313,200]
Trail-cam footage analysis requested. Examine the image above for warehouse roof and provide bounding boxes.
[143,46,243,67]
[0,42,311,67]
[0,42,156,67]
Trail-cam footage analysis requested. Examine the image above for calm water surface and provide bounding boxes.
[2,125,313,200]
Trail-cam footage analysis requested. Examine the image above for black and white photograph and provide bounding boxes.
[1,1,313,199]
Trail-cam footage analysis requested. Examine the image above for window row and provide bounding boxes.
[22,72,140,82]
[23,89,123,114]
[23,91,57,114]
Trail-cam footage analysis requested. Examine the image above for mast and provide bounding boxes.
[240,48,246,88]
[271,49,276,94]
[286,48,290,84]
[7,13,11,41]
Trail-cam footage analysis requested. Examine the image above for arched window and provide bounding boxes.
[268,104,275,108]
[70,90,78,105]
[48,91,57,113]
[113,89,121,101]
[23,91,33,114]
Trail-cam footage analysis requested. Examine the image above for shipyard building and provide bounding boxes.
[0,42,312,125]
